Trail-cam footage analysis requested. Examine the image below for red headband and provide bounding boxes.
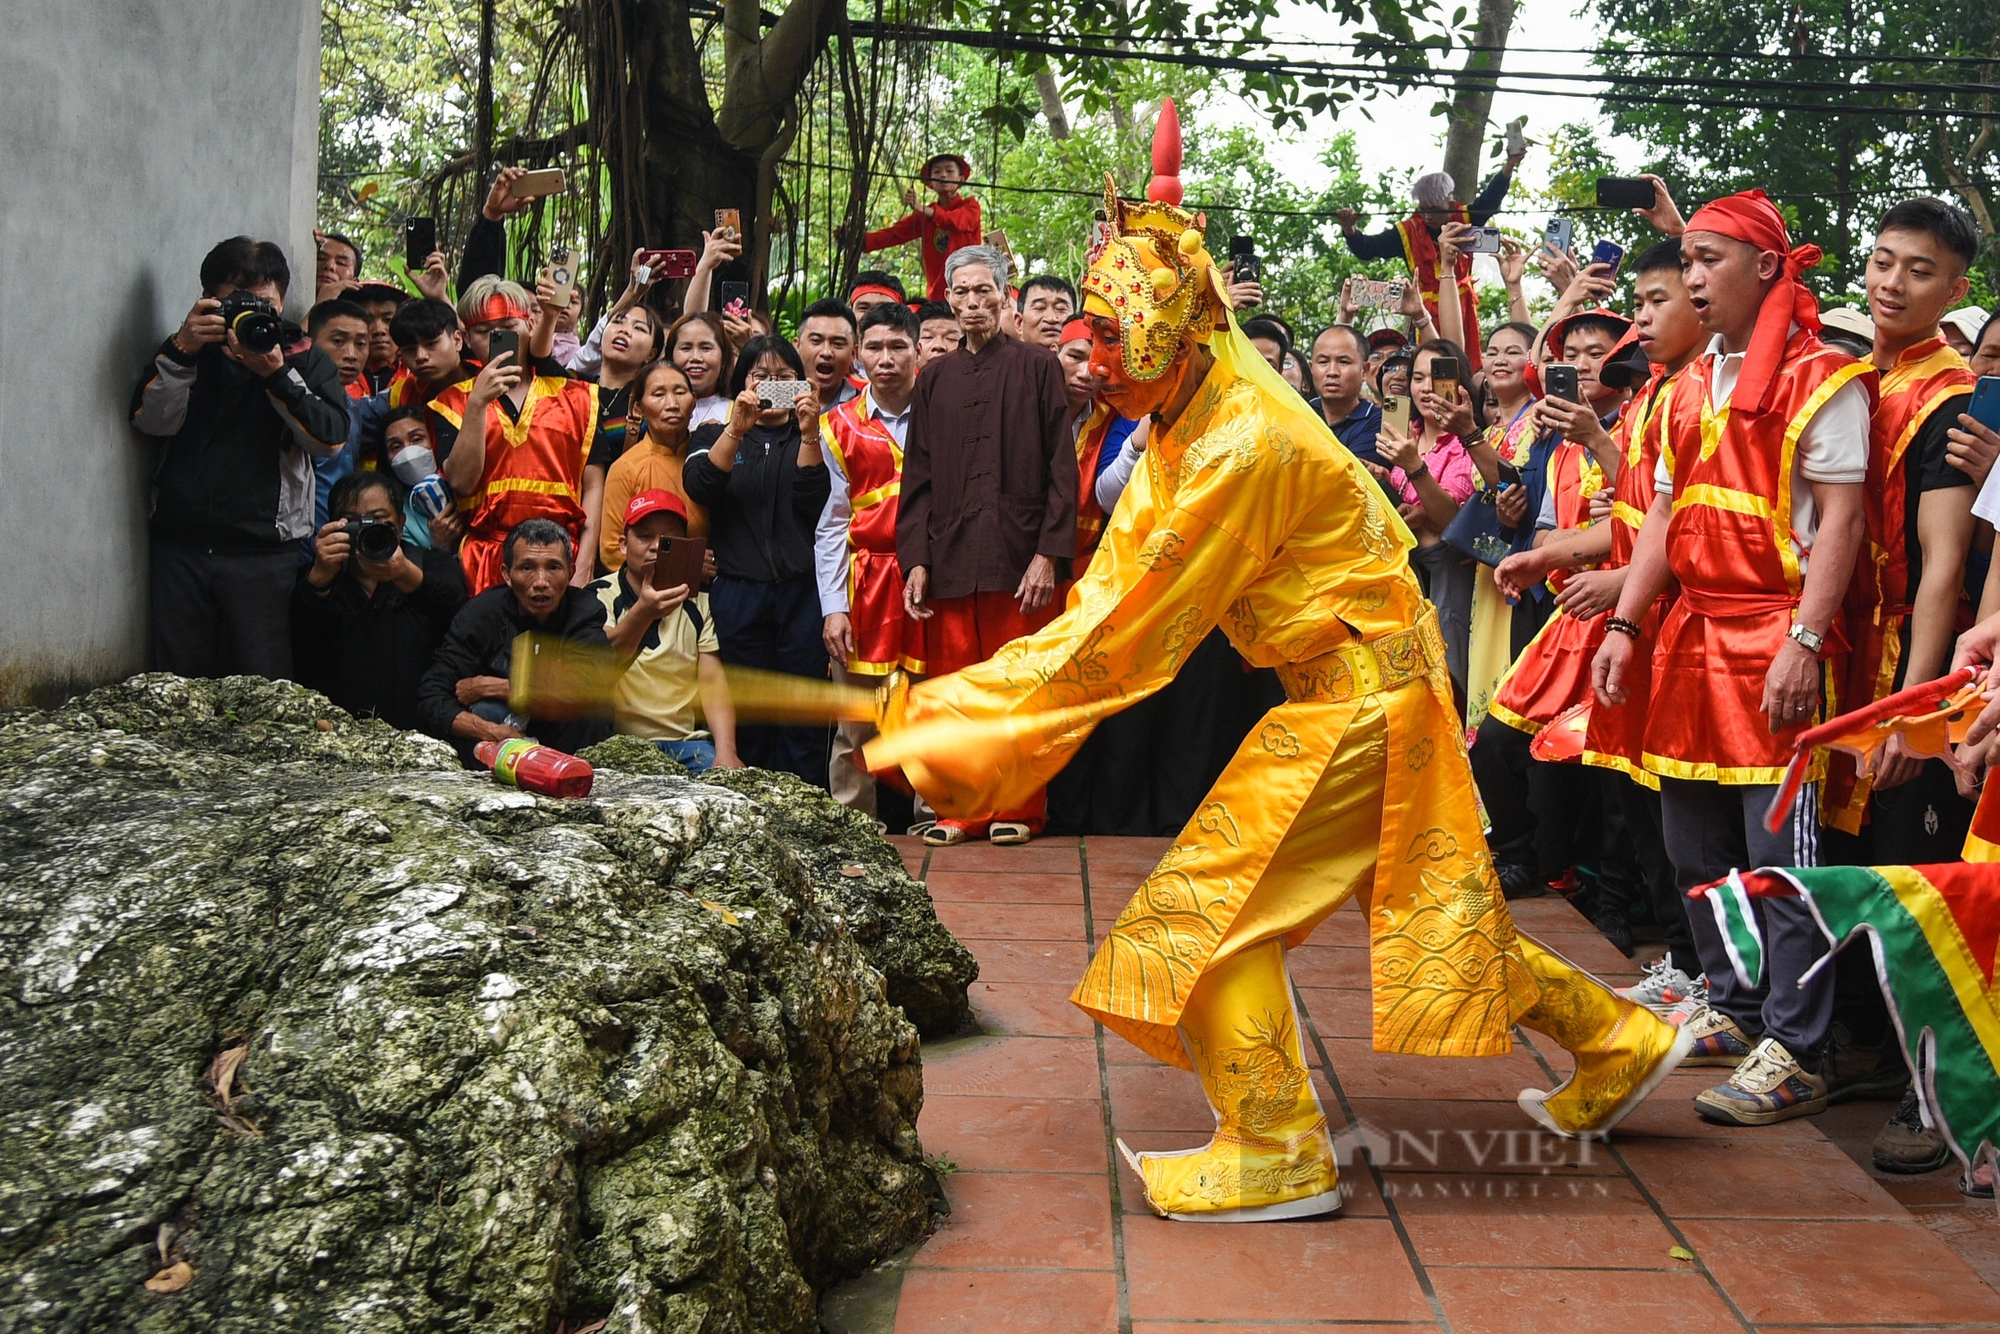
[1684,189,1823,415]
[849,284,903,305]
[467,292,533,329]
[1060,317,1095,345]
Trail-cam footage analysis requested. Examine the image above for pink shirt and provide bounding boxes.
[1388,433,1474,505]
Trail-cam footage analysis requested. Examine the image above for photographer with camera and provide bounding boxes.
[294,471,468,730]
[132,236,351,679]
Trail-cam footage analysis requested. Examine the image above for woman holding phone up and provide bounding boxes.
[682,335,833,785]
[1376,339,1478,703]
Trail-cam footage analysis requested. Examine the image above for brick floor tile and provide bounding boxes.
[1101,1030,1162,1064]
[926,842,1082,874]
[911,1171,1115,1270]
[1133,1326,1437,1334]
[1615,1136,1907,1218]
[1286,946,1373,989]
[968,981,1096,1038]
[922,1036,1102,1100]
[1429,1266,1738,1334]
[1678,1217,2000,1324]
[932,901,1088,942]
[962,939,1091,983]
[1296,985,1375,1039]
[918,1094,1108,1174]
[892,1269,1118,1334]
[1107,1062,1215,1133]
[1123,1216,1431,1323]
[1341,1098,1624,1175]
[923,871,1086,903]
[1324,1038,1553,1102]
[1390,1172,1682,1267]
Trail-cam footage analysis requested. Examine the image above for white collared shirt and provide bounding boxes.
[814,390,913,615]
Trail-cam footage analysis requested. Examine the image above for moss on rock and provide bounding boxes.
[0,675,965,1333]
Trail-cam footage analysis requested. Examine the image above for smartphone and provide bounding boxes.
[718,281,751,318]
[1969,376,2000,431]
[511,168,566,199]
[756,379,813,410]
[1590,239,1626,274]
[1596,177,1659,210]
[404,216,436,272]
[1543,216,1575,257]
[1382,394,1412,436]
[650,249,698,279]
[1546,363,1581,403]
[653,535,707,594]
[548,244,577,311]
[714,208,742,241]
[1429,356,1461,405]
[486,327,522,367]
[1465,225,1504,255]
[1229,235,1262,284]
[1495,459,1523,489]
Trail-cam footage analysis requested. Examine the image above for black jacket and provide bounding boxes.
[291,543,469,731]
[683,422,831,583]
[417,584,611,757]
[132,336,350,551]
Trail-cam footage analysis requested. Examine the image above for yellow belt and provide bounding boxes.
[1274,608,1444,704]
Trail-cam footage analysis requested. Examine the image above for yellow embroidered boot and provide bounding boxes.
[1117,937,1346,1222]
[1513,933,1694,1139]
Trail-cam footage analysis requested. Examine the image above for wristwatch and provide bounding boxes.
[1787,622,1826,655]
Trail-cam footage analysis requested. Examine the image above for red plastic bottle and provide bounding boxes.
[473,738,595,799]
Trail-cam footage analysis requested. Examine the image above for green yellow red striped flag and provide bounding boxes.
[1695,863,2000,1192]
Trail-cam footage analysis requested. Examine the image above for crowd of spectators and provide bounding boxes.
[132,153,2000,1170]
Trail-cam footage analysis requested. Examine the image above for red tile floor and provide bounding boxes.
[823,835,2000,1334]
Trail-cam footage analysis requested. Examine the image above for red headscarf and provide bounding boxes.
[1682,189,1823,415]
[1059,317,1094,345]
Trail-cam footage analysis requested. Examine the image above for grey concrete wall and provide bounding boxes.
[0,0,321,704]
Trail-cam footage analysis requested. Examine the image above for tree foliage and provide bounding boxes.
[1586,0,2000,290]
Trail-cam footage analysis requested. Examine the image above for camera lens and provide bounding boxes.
[349,519,400,562]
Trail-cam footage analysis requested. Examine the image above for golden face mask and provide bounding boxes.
[1080,177,1231,383]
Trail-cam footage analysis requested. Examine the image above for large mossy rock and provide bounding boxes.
[0,675,975,1333]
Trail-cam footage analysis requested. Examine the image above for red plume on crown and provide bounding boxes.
[1147,97,1183,205]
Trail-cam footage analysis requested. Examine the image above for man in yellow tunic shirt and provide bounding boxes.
[867,171,1692,1223]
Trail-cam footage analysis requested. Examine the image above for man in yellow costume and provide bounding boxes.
[866,142,1694,1222]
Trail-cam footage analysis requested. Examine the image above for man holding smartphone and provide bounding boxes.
[434,277,601,594]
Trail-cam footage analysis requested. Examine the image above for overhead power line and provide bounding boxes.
[852,20,2000,122]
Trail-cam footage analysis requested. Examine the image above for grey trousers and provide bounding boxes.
[1411,541,1473,701]
[1658,777,1833,1058]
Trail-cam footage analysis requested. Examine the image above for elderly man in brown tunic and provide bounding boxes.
[899,244,1076,846]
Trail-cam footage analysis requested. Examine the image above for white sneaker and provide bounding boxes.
[1661,978,1709,1026]
[1616,958,1700,1012]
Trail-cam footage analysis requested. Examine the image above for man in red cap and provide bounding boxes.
[591,489,741,774]
[859,153,983,302]
[1594,189,1878,1127]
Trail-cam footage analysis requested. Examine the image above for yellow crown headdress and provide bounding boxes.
[1080,98,1232,382]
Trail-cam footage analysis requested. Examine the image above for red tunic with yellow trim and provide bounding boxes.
[430,374,598,595]
[1396,210,1481,371]
[1965,779,2000,862]
[1582,368,1683,789]
[1486,437,1609,733]
[822,389,924,676]
[1074,401,1119,564]
[1824,336,1978,831]
[1643,331,1877,785]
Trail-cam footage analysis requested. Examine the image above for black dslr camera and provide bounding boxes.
[218,290,293,354]
[343,518,401,563]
